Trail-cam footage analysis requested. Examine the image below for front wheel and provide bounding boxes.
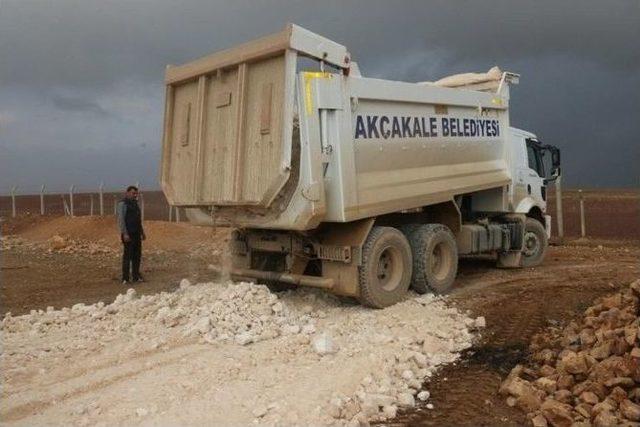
[521,218,548,267]
[358,226,413,308]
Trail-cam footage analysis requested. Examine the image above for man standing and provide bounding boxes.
[117,186,146,284]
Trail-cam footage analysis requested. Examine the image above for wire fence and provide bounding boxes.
[1,185,638,240]
[0,187,185,222]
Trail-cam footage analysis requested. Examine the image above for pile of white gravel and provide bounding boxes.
[1,280,484,426]
[2,279,321,351]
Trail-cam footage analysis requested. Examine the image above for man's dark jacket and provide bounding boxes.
[116,198,144,235]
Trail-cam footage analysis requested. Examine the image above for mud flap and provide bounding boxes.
[497,213,526,268]
[497,251,523,268]
[314,218,375,296]
[322,261,360,296]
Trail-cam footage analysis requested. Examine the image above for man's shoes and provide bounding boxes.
[134,275,145,283]
[122,280,129,285]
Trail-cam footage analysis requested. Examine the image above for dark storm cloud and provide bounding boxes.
[51,94,110,117]
[2,0,638,87]
[0,0,639,193]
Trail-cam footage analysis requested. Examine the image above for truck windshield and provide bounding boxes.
[526,140,545,177]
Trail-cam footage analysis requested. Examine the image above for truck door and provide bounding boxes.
[525,139,546,204]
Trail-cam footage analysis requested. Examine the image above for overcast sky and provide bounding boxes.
[1,0,639,194]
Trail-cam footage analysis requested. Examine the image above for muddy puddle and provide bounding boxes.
[383,345,529,426]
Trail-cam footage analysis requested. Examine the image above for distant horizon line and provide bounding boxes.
[1,186,638,198]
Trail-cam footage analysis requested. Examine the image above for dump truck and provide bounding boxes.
[160,24,561,308]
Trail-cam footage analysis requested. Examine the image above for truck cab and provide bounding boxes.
[509,127,561,232]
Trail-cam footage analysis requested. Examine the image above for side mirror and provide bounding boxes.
[551,148,561,170]
[544,178,553,184]
[544,167,560,184]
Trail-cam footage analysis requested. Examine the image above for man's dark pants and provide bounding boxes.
[122,232,142,281]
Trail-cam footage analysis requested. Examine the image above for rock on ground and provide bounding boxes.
[500,278,640,426]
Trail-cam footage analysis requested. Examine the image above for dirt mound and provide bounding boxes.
[1,234,117,256]
[3,215,229,253]
[0,213,46,235]
[500,278,640,426]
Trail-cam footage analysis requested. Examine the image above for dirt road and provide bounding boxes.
[1,216,229,316]
[395,244,639,426]
[1,216,638,425]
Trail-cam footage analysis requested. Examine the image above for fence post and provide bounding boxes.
[69,185,75,217]
[40,184,46,215]
[555,175,563,244]
[579,189,586,238]
[175,207,181,222]
[10,186,17,218]
[99,182,104,216]
[62,195,70,216]
[141,195,145,221]
[90,194,94,216]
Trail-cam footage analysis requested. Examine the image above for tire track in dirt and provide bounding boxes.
[389,246,639,426]
[1,343,206,422]
[4,340,198,396]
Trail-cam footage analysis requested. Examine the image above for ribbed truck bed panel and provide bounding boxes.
[162,55,290,207]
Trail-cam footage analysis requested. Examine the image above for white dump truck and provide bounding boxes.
[160,24,561,307]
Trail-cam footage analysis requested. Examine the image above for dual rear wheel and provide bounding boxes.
[357,227,413,308]
[357,219,546,308]
[403,224,458,295]
[357,224,458,308]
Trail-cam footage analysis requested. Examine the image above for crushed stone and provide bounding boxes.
[1,279,481,425]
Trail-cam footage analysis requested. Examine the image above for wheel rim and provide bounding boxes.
[375,245,403,291]
[523,231,540,258]
[430,241,453,281]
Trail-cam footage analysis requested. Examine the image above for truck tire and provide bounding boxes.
[358,226,413,308]
[522,217,547,267]
[404,224,458,294]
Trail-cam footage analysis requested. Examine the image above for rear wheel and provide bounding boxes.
[358,226,412,308]
[521,217,547,267]
[404,224,458,294]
